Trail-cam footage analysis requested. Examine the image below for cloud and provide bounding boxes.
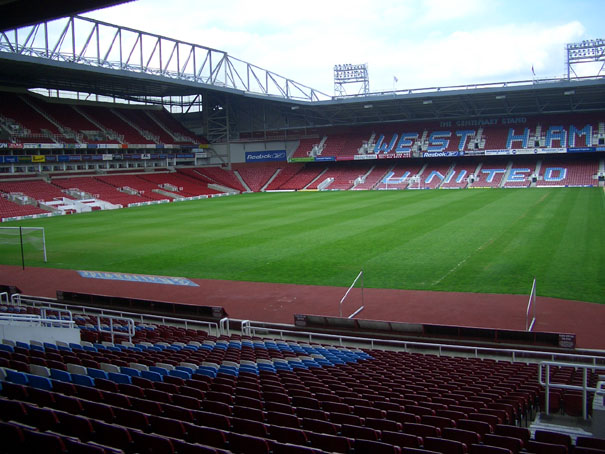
[84,0,590,95]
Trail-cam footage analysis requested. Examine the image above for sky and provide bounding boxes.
[84,0,605,96]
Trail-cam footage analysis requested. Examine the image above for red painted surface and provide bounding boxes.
[1,265,603,349]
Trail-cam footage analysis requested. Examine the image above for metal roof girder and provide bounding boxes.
[100,26,120,66]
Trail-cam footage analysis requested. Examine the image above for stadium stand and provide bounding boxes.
[375,162,424,190]
[51,176,152,207]
[417,162,454,189]
[502,161,536,188]
[306,162,373,191]
[273,165,327,191]
[1,294,603,454]
[352,162,393,190]
[264,164,305,191]
[192,167,247,193]
[0,90,206,147]
[138,172,223,197]
[0,196,50,220]
[440,160,481,189]
[233,163,282,193]
[0,92,63,144]
[537,156,599,187]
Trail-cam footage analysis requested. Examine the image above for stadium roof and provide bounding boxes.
[1,13,604,134]
[0,0,132,31]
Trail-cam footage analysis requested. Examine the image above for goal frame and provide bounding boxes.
[0,226,47,263]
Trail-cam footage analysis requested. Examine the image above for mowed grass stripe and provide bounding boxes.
[1,188,603,304]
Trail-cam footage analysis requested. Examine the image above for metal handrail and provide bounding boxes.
[10,294,220,337]
[245,323,605,366]
[539,360,605,419]
[0,312,75,329]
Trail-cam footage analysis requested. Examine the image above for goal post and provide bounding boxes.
[339,269,364,318]
[526,277,536,331]
[0,226,47,265]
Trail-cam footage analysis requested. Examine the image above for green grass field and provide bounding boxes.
[1,188,604,303]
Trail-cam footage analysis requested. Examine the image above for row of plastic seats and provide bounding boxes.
[3,377,604,454]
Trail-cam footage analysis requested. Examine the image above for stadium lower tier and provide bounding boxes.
[0,154,603,221]
[0,335,601,454]
[1,301,603,453]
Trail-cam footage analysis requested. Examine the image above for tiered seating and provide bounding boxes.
[502,162,536,188]
[0,180,68,202]
[472,161,508,189]
[77,106,155,145]
[264,164,304,191]
[352,163,392,190]
[24,96,107,144]
[537,157,599,187]
[52,177,152,207]
[139,173,222,197]
[318,135,351,158]
[418,163,453,189]
[0,90,205,147]
[233,163,281,192]
[291,138,322,159]
[149,109,202,144]
[95,175,171,202]
[2,329,600,454]
[306,163,370,191]
[375,163,424,190]
[276,165,326,191]
[1,295,602,454]
[0,92,61,143]
[193,167,247,192]
[114,108,176,144]
[440,161,480,189]
[0,197,49,220]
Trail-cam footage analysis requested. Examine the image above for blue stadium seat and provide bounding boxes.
[0,344,14,353]
[50,369,72,383]
[108,372,132,384]
[6,369,28,385]
[72,374,95,387]
[141,370,163,382]
[87,368,109,380]
[120,367,141,377]
[149,366,169,376]
[26,373,53,390]
[168,369,190,380]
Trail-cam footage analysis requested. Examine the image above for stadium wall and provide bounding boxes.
[211,140,300,164]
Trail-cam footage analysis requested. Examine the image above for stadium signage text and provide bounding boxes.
[245,150,287,162]
[78,270,199,287]
[368,121,600,157]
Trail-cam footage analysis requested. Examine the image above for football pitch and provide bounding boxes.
[1,188,604,304]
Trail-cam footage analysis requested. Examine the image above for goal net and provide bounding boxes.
[0,227,47,265]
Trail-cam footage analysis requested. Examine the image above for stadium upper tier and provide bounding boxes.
[290,113,605,160]
[0,91,206,147]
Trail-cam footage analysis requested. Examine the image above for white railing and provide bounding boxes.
[94,314,136,344]
[6,294,605,371]
[10,294,220,337]
[0,313,75,329]
[244,322,605,366]
[539,361,605,419]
